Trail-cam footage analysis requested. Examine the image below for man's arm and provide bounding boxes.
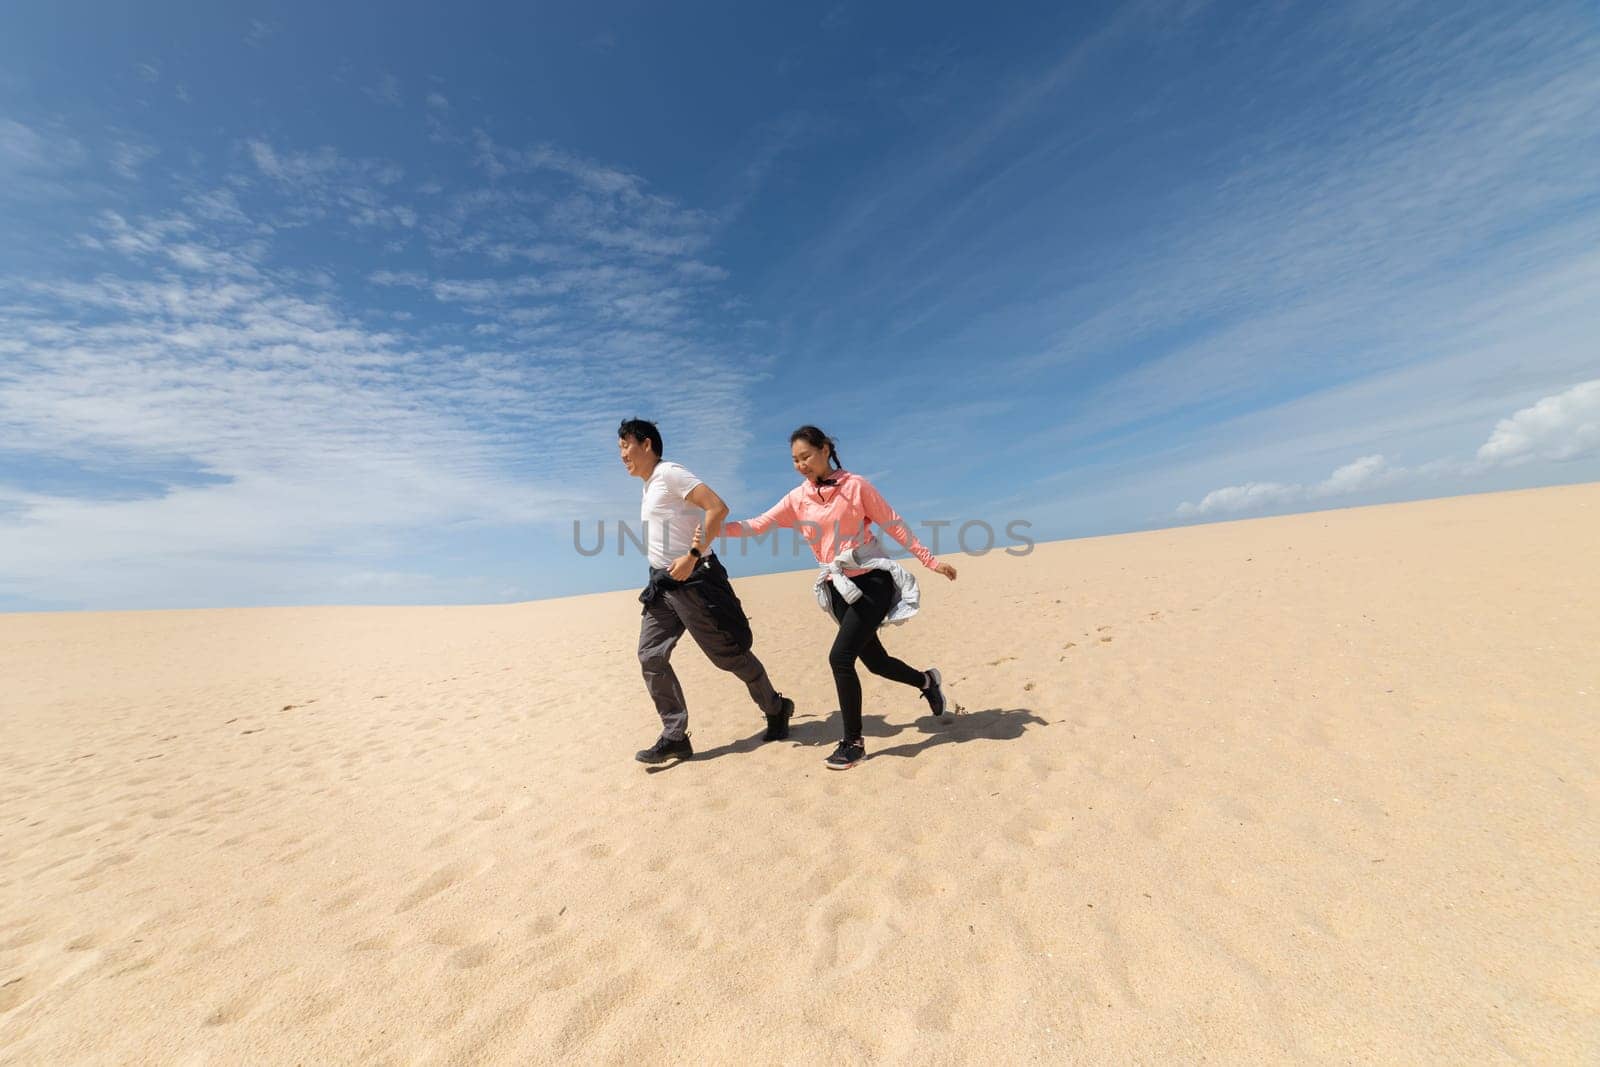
[685,483,729,549]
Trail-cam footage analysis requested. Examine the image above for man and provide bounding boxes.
[619,418,794,764]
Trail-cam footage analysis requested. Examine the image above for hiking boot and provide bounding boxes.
[636,734,693,764]
[921,667,947,716]
[763,696,795,742]
[824,738,866,770]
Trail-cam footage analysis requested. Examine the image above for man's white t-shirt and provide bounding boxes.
[640,461,704,570]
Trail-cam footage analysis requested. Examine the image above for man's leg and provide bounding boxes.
[638,597,690,740]
[666,585,784,717]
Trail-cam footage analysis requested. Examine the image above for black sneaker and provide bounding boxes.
[763,696,795,742]
[636,735,693,764]
[921,668,947,716]
[824,739,865,770]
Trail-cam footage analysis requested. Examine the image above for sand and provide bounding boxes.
[2,483,1597,1063]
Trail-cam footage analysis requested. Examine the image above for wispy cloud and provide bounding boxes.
[0,253,578,606]
[423,92,456,143]
[109,140,159,180]
[1,110,761,607]
[468,132,715,258]
[364,73,403,107]
[246,139,417,229]
[0,119,85,176]
[246,19,278,48]
[763,0,1599,537]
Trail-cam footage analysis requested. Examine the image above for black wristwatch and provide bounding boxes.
[689,546,702,558]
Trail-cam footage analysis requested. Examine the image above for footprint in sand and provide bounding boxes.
[0,975,36,1013]
[808,897,903,976]
[428,922,480,948]
[106,954,157,980]
[394,857,494,914]
[551,970,647,1052]
[450,942,496,969]
[1002,810,1052,847]
[915,989,959,1033]
[202,988,262,1026]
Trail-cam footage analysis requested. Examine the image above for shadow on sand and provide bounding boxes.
[654,705,1046,770]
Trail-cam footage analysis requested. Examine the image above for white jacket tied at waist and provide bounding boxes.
[812,538,920,626]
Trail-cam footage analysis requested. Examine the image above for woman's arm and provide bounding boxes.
[859,478,957,579]
[721,494,797,539]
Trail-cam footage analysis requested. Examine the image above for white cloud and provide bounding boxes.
[92,210,261,276]
[424,94,456,144]
[0,119,85,174]
[1177,481,1301,518]
[0,120,761,607]
[248,140,341,183]
[1313,454,1397,497]
[110,140,159,179]
[0,267,581,606]
[1476,379,1600,466]
[246,138,418,230]
[465,132,713,258]
[1177,377,1600,519]
[364,74,402,106]
[246,19,278,47]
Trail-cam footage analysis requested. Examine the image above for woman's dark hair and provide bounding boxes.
[789,425,841,470]
[618,417,663,457]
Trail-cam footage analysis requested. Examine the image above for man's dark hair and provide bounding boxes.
[618,418,663,457]
[789,424,841,469]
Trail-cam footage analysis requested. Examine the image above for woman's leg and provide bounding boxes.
[827,583,891,740]
[856,631,926,689]
[847,572,926,689]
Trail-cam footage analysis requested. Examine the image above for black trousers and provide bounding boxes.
[826,570,926,740]
[638,557,782,740]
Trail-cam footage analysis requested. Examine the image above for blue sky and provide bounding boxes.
[2,0,1598,610]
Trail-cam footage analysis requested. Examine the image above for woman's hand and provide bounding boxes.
[935,562,958,581]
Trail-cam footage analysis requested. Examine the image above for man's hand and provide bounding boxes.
[935,562,958,581]
[668,553,696,581]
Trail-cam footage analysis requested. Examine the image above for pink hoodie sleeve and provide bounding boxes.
[722,493,797,538]
[857,478,940,570]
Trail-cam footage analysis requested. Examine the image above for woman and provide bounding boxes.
[718,426,957,769]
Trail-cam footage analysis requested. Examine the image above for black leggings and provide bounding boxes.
[827,570,926,740]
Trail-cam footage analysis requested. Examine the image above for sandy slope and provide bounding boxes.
[2,484,1596,1063]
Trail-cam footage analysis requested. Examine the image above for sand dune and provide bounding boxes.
[2,484,1596,1063]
